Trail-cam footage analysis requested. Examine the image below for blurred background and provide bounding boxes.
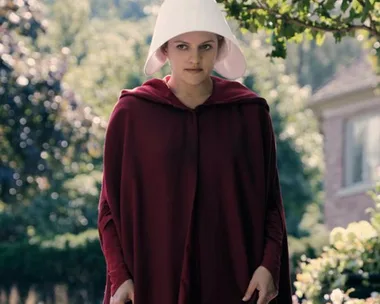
[0,0,379,303]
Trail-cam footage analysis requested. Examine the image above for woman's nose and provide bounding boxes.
[188,49,201,64]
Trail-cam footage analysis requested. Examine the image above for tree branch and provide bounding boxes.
[244,3,380,38]
[356,0,377,37]
[282,15,376,36]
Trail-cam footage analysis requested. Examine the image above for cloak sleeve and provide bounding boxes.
[98,102,132,296]
[259,107,286,291]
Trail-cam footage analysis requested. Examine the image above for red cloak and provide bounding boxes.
[98,75,292,304]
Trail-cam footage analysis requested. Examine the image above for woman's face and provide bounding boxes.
[163,31,221,86]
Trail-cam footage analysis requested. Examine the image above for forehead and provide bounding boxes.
[169,31,218,43]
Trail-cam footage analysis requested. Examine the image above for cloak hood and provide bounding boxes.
[119,75,264,110]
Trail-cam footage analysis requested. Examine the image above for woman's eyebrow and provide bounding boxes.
[173,40,216,44]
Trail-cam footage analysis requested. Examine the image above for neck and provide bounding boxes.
[166,75,213,108]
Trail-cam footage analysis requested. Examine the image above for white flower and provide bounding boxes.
[346,221,377,241]
[371,291,379,298]
[330,289,345,304]
[330,227,346,245]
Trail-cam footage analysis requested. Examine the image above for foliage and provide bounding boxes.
[45,0,91,49]
[269,103,317,236]
[293,183,380,303]
[89,0,149,19]
[39,0,154,116]
[0,0,47,41]
[0,0,106,241]
[58,18,151,115]
[217,0,380,72]
[285,34,364,92]
[366,183,380,232]
[320,289,380,304]
[288,202,329,274]
[43,0,157,19]
[0,229,105,302]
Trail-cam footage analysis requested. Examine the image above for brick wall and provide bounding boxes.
[317,91,380,230]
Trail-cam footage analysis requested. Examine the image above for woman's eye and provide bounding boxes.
[176,44,188,50]
[200,44,212,50]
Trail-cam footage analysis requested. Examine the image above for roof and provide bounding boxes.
[309,56,379,105]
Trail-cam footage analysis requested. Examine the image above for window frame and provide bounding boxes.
[343,112,380,189]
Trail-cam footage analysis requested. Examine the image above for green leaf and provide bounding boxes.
[361,0,371,23]
[291,32,305,43]
[349,8,360,20]
[229,0,242,18]
[266,0,278,9]
[352,0,363,13]
[281,21,297,38]
[270,33,287,58]
[341,0,350,12]
[279,3,292,14]
[316,32,326,46]
[324,0,336,11]
[333,31,343,42]
[301,0,311,13]
[303,28,314,40]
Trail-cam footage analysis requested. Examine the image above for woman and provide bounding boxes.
[97,0,292,303]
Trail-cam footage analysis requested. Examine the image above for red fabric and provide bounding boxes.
[98,75,292,304]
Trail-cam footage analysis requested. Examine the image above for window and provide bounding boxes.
[344,113,380,187]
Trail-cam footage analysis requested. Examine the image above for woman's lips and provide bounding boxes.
[185,69,203,73]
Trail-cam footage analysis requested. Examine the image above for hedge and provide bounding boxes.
[0,229,106,303]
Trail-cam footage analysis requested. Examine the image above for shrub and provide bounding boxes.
[0,229,105,302]
[293,183,380,303]
[322,288,380,304]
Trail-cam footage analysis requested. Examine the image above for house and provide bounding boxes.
[308,56,380,229]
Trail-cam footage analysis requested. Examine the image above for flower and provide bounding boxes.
[330,289,345,304]
[330,227,346,245]
[371,292,379,298]
[346,221,377,242]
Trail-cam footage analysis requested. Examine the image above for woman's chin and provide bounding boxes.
[181,72,210,86]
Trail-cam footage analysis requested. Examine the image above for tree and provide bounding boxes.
[39,0,155,116]
[285,33,363,92]
[218,0,380,71]
[0,0,105,241]
[46,0,91,49]
[58,18,152,115]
